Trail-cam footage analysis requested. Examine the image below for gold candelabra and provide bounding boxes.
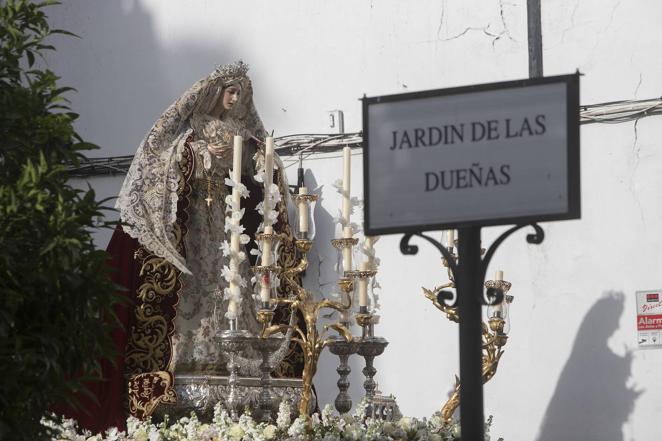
[423,242,513,422]
[257,192,355,418]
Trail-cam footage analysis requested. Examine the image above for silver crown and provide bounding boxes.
[215,60,249,84]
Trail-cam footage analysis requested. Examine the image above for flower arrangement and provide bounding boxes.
[220,170,251,319]
[46,400,500,441]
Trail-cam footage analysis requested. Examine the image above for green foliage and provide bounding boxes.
[0,1,120,440]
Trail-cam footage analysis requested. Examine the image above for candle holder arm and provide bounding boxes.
[316,295,351,316]
[400,232,459,277]
[478,223,543,305]
[322,322,353,347]
[261,322,306,346]
[423,285,459,322]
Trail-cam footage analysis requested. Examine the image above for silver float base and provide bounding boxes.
[152,374,312,420]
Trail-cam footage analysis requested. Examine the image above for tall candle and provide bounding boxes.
[342,146,351,227]
[298,187,309,234]
[358,261,370,307]
[447,230,455,248]
[263,137,274,227]
[259,225,273,307]
[342,226,353,272]
[228,135,243,318]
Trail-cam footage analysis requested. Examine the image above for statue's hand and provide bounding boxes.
[207,143,232,160]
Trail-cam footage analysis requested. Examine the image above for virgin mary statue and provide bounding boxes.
[89,61,301,427]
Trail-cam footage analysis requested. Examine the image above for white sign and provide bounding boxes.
[636,290,662,348]
[363,74,580,235]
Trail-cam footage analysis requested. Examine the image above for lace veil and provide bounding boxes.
[116,61,266,274]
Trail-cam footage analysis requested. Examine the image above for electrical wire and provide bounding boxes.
[66,96,662,177]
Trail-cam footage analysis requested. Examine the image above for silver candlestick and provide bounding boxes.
[328,337,359,414]
[251,335,284,422]
[218,321,252,421]
[356,313,388,419]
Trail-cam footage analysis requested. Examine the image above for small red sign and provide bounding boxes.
[637,314,662,330]
[647,293,659,302]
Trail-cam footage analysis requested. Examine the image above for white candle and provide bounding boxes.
[228,298,239,318]
[260,272,271,303]
[494,270,504,314]
[298,187,309,234]
[447,230,455,248]
[342,146,351,227]
[263,137,274,228]
[342,226,353,272]
[261,225,273,266]
[359,261,370,307]
[228,135,243,318]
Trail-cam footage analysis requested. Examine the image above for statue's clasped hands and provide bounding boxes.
[207,142,232,160]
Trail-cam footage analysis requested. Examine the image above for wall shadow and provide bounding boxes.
[48,0,237,247]
[536,291,641,441]
[301,169,365,413]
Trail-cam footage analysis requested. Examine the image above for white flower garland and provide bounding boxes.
[45,400,500,441]
[220,170,250,320]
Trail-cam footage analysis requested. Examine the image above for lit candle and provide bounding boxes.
[263,136,274,227]
[359,261,370,307]
[228,135,243,318]
[298,187,309,235]
[342,146,351,227]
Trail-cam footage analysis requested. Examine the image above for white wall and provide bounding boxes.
[49,1,662,440]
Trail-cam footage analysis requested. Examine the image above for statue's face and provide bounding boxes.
[222,84,241,111]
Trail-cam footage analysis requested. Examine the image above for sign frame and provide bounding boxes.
[362,73,580,236]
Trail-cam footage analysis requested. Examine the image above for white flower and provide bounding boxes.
[254,170,265,183]
[262,424,277,440]
[287,416,307,437]
[104,427,121,441]
[220,241,231,257]
[228,424,245,441]
[239,234,250,245]
[221,265,234,282]
[133,428,148,441]
[321,404,335,426]
[237,182,250,198]
[399,416,412,431]
[276,401,291,430]
[231,208,245,222]
[148,428,161,441]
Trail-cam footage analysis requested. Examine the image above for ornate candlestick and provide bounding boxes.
[218,326,252,421]
[422,234,515,422]
[251,332,284,422]
[356,311,388,419]
[261,191,354,418]
[327,338,358,414]
[251,228,286,422]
